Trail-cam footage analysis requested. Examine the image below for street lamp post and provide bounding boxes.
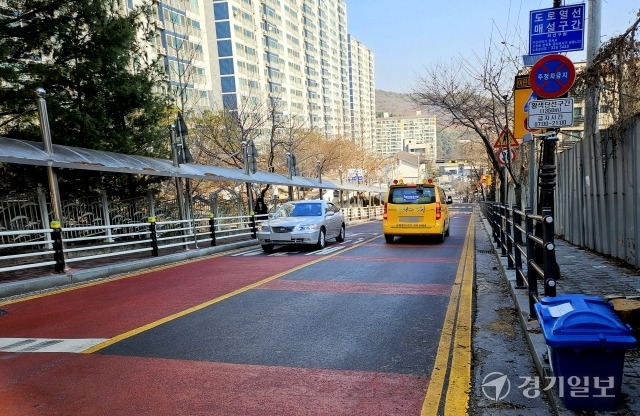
[169,125,186,218]
[34,88,63,223]
[176,113,192,225]
[317,160,322,199]
[286,152,293,201]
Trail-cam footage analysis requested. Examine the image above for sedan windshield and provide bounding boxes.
[274,202,323,218]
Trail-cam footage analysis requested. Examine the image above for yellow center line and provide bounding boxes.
[421,213,474,415]
[82,236,380,354]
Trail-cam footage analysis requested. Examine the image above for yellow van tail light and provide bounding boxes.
[436,201,442,220]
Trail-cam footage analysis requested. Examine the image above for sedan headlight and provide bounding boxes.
[295,223,319,231]
[258,223,270,231]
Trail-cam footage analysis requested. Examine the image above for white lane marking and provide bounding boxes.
[0,338,108,353]
[230,248,263,257]
[305,246,345,256]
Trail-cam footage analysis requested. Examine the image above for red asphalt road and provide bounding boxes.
[0,248,433,415]
[1,256,310,338]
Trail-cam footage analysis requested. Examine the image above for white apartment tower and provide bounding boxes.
[205,0,374,142]
[141,0,215,113]
[348,34,375,151]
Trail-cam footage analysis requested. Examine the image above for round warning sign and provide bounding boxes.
[496,148,516,166]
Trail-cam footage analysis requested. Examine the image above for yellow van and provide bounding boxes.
[382,179,452,243]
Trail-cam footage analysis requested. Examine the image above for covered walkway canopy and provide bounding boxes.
[0,137,386,194]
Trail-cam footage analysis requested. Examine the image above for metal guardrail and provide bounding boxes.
[0,206,382,276]
[480,202,557,318]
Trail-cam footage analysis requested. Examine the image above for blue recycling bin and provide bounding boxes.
[535,294,637,411]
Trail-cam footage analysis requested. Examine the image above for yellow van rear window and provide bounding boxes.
[389,187,435,204]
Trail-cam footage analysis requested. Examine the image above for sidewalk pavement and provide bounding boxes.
[477,206,640,415]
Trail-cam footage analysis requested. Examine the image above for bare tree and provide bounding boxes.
[190,89,323,205]
[409,41,527,206]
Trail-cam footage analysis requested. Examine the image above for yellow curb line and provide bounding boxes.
[422,212,474,415]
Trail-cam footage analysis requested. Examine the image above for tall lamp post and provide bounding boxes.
[34,88,63,222]
[286,152,297,201]
[169,125,186,219]
[176,113,193,223]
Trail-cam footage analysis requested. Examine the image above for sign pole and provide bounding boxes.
[527,134,535,210]
[504,95,511,206]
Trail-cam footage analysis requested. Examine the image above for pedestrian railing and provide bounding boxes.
[480,202,558,318]
[0,206,381,276]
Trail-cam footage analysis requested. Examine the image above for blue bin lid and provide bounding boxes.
[534,294,638,348]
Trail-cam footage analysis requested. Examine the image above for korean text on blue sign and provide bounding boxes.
[529,4,585,55]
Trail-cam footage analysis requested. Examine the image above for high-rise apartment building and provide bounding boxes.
[205,0,374,141]
[125,0,374,143]
[375,112,437,160]
[137,0,215,113]
[348,34,376,151]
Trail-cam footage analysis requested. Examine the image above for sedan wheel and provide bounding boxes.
[261,244,274,253]
[316,228,326,249]
[336,224,345,242]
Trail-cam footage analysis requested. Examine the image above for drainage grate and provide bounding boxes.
[477,249,493,254]
[0,309,6,316]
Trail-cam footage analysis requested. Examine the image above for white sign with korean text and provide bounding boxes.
[527,98,574,129]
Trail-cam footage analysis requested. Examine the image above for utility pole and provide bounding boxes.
[581,0,602,246]
[584,0,601,144]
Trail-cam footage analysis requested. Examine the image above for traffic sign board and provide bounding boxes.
[496,148,516,166]
[527,98,574,129]
[529,54,575,98]
[513,75,540,139]
[493,127,518,149]
[529,4,585,55]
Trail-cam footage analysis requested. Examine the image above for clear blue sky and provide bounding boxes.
[346,0,639,93]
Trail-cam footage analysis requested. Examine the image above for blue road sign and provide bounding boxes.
[524,92,537,112]
[529,4,585,56]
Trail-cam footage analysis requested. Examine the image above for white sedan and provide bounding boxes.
[256,200,346,252]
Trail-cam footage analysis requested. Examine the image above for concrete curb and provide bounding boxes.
[478,213,571,415]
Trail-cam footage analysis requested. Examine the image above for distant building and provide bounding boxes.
[348,35,376,151]
[391,151,421,183]
[375,112,437,160]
